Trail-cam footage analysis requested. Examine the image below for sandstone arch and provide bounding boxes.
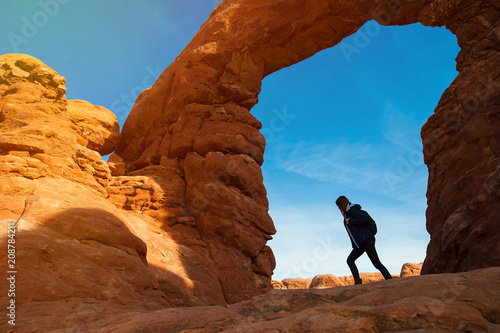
[113,0,500,302]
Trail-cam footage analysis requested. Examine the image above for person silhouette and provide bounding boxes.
[335,195,392,284]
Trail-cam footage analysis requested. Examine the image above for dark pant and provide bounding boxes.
[347,240,392,281]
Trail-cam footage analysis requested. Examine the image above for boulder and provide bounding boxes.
[66,99,121,156]
[271,280,287,290]
[310,274,345,289]
[281,278,313,290]
[401,262,423,277]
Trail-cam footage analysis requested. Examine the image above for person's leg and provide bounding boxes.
[347,247,365,284]
[363,240,392,280]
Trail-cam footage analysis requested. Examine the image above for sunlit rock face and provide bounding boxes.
[115,0,499,299]
[0,0,499,330]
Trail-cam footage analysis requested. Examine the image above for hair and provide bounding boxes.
[335,196,350,216]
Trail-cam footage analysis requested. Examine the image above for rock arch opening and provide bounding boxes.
[113,0,500,303]
[252,22,460,281]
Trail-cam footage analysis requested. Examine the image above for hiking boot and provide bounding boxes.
[354,278,362,285]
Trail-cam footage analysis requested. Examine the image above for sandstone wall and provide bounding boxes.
[113,0,500,301]
[1,0,499,324]
[0,55,171,330]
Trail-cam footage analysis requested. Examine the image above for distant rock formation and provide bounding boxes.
[271,280,287,290]
[310,274,346,289]
[281,278,313,290]
[401,262,423,277]
[274,263,419,290]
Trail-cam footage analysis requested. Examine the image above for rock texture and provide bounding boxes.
[70,268,500,332]
[0,54,113,196]
[66,99,121,156]
[1,0,499,329]
[401,262,423,277]
[281,278,313,290]
[112,0,500,302]
[0,54,170,329]
[420,2,500,274]
[0,54,229,319]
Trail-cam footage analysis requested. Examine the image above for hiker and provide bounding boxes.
[335,195,392,284]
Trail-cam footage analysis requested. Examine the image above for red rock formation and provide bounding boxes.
[0,53,179,313]
[401,262,423,277]
[0,54,174,328]
[80,268,500,332]
[310,274,345,289]
[66,99,121,156]
[284,271,403,290]
[419,0,500,274]
[111,0,500,301]
[271,280,287,290]
[0,54,113,196]
[281,278,313,290]
[1,0,499,329]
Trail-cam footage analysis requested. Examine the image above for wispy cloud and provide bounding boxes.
[380,102,424,149]
[265,100,429,205]
[269,137,426,205]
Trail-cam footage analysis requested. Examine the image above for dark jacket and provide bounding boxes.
[344,204,375,248]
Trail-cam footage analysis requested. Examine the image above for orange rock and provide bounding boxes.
[281,278,313,290]
[107,153,126,176]
[111,0,500,303]
[310,274,346,289]
[52,268,500,332]
[0,177,167,310]
[66,99,121,156]
[401,262,423,277]
[271,280,287,290]
[338,272,400,285]
[0,54,112,197]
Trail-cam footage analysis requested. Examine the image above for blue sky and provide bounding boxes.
[0,1,460,280]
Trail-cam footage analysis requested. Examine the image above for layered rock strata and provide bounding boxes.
[0,54,232,321]
[112,0,500,296]
[0,54,172,321]
[0,0,499,328]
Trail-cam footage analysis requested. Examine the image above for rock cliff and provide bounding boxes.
[0,54,168,327]
[0,0,499,330]
[113,0,500,293]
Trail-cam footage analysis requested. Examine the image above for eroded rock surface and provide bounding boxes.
[87,268,500,333]
[0,54,112,196]
[0,0,499,329]
[401,262,423,277]
[112,0,500,299]
[0,54,171,330]
[66,99,121,156]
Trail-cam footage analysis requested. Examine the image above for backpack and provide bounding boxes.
[361,210,377,235]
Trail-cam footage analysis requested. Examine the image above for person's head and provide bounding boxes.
[335,195,350,217]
